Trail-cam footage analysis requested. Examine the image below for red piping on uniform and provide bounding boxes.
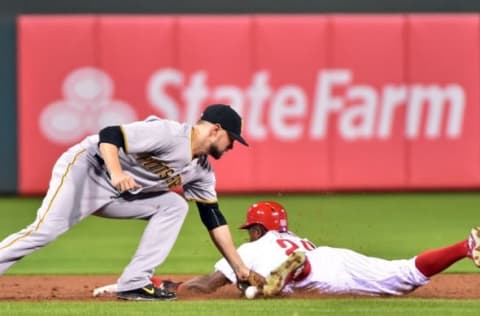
[293,257,312,282]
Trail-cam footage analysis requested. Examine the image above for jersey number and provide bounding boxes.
[276,239,316,255]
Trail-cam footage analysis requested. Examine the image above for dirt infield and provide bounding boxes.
[1,274,480,301]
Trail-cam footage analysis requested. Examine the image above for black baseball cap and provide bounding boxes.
[200,104,249,146]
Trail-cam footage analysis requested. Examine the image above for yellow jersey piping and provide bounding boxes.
[120,125,128,153]
[185,197,218,204]
[0,149,86,250]
[190,127,194,161]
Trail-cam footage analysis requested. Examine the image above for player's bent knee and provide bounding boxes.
[160,193,188,218]
[176,197,189,217]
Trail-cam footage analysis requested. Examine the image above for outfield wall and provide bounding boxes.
[16,14,480,194]
[0,17,17,194]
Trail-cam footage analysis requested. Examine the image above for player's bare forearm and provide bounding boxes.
[180,272,230,294]
[209,225,250,280]
[99,142,123,176]
[99,143,140,192]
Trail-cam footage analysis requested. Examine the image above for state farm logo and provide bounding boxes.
[40,67,137,143]
[148,69,465,141]
[40,67,466,143]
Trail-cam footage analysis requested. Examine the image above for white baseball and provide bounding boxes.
[245,286,258,299]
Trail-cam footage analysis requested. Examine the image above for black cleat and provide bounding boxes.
[117,283,177,301]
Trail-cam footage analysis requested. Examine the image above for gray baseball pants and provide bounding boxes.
[0,145,189,291]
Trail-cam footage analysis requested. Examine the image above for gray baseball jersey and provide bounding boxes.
[0,116,217,291]
[88,115,217,202]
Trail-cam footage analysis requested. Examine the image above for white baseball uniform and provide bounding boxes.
[215,231,429,296]
[0,116,217,291]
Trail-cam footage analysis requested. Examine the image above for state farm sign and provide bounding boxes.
[148,68,465,141]
[18,14,480,194]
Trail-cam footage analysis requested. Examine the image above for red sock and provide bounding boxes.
[415,240,468,277]
[151,276,162,287]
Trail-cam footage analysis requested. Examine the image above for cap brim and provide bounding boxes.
[228,132,249,146]
[239,223,252,229]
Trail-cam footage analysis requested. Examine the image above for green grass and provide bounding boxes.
[2,299,480,316]
[1,193,480,315]
[1,193,478,274]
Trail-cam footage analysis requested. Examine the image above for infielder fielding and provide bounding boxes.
[0,104,252,301]
[95,201,480,297]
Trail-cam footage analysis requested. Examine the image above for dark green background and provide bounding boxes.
[0,16,16,194]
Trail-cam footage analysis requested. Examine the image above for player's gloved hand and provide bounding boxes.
[237,270,266,292]
[234,265,251,282]
[235,265,251,292]
[248,270,266,287]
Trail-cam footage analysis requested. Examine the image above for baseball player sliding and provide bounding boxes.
[0,104,252,301]
[95,201,480,298]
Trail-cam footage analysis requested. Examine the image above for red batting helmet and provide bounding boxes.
[239,201,288,232]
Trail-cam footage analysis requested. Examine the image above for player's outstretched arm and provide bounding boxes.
[196,201,250,281]
[180,271,230,294]
[209,225,250,281]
